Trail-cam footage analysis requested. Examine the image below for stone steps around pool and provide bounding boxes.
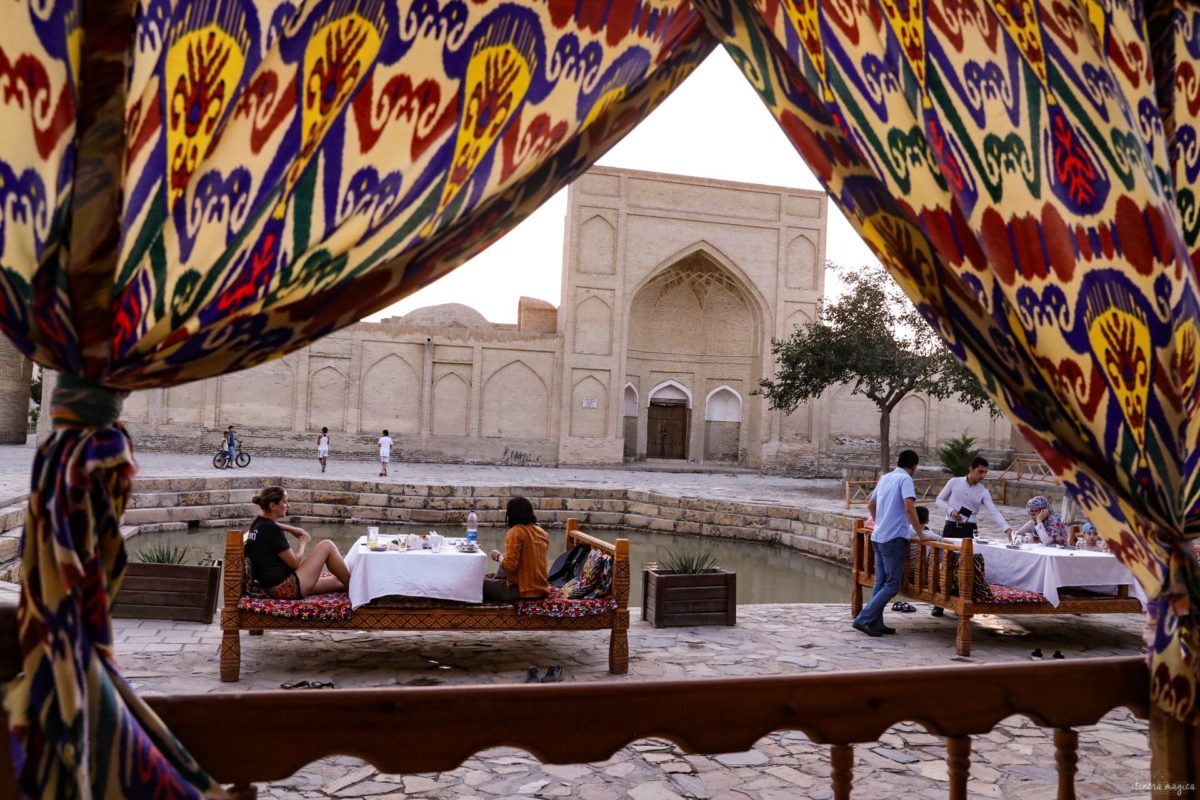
[0,478,861,580]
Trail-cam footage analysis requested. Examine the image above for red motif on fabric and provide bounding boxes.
[0,51,74,158]
[927,117,966,192]
[233,70,298,155]
[500,110,569,183]
[218,232,276,312]
[1050,112,1101,209]
[351,73,456,157]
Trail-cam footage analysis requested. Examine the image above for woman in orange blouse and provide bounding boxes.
[485,496,550,603]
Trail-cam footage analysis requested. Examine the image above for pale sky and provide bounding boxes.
[368,48,881,325]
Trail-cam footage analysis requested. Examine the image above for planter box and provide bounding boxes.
[111,561,222,624]
[641,569,736,628]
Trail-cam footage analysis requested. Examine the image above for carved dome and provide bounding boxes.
[398,303,492,329]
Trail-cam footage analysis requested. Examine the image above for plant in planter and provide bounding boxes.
[111,543,222,624]
[641,546,736,628]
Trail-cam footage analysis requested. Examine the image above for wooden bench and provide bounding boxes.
[849,520,1141,656]
[220,518,630,680]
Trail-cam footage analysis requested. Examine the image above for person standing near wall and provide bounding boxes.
[317,427,330,473]
[378,429,393,477]
[852,449,924,637]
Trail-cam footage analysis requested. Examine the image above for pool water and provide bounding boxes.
[125,522,849,607]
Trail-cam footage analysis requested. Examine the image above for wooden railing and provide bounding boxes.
[0,601,1186,799]
[1000,456,1061,503]
[845,476,937,508]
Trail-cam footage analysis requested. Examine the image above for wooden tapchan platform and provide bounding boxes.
[220,518,630,681]
[850,520,1142,655]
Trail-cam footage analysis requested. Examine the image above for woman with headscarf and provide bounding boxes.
[1010,495,1071,546]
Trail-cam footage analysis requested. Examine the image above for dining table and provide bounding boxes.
[973,540,1147,607]
[342,535,489,609]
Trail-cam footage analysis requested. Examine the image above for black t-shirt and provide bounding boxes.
[245,516,294,589]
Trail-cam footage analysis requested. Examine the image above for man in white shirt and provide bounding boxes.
[935,457,1012,540]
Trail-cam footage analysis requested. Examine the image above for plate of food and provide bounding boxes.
[369,544,388,552]
[457,543,479,553]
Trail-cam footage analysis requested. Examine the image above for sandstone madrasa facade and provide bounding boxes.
[33,167,1011,469]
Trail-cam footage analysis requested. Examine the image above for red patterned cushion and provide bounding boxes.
[237,592,352,620]
[985,584,1048,604]
[516,586,619,618]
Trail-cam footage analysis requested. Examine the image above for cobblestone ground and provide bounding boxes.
[113,605,1149,800]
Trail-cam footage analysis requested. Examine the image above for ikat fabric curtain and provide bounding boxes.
[6,0,1200,797]
[693,0,1200,720]
[0,1,713,796]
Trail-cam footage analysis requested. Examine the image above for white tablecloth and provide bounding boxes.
[974,541,1147,607]
[343,536,488,609]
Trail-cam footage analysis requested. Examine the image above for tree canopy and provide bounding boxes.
[759,263,997,470]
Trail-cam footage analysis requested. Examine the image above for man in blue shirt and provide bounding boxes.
[853,449,924,637]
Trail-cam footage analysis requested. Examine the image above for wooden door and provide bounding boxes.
[647,402,688,459]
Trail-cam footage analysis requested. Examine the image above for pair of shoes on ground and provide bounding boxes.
[852,621,896,637]
[525,665,564,683]
[891,602,917,613]
[280,680,334,690]
[1030,649,1065,660]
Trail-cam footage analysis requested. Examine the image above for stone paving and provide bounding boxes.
[111,604,1151,800]
[1,442,1151,797]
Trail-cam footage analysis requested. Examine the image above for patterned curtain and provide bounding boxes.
[693,0,1200,721]
[0,1,714,795]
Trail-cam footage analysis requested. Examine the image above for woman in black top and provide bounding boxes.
[245,486,349,599]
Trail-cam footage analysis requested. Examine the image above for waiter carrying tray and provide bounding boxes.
[935,456,1012,540]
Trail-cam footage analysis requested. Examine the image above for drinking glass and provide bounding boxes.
[367,526,379,547]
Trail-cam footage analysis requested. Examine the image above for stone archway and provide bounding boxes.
[626,247,765,464]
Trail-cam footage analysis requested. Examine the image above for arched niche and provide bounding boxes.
[623,383,638,417]
[361,354,420,435]
[704,386,742,462]
[432,372,469,437]
[705,386,742,422]
[787,234,816,289]
[578,215,616,274]
[573,294,612,355]
[648,379,692,407]
[481,361,548,439]
[570,375,607,437]
[893,394,928,445]
[308,366,348,431]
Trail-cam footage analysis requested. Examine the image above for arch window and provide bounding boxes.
[705,386,742,422]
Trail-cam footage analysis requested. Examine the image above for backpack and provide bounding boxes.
[548,544,591,587]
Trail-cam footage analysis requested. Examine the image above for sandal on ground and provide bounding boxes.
[540,665,564,683]
[280,680,311,690]
[931,607,945,617]
[891,602,916,613]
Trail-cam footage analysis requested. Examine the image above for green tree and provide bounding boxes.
[758,263,997,471]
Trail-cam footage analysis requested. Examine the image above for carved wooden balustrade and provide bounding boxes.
[0,590,1171,800]
[844,476,937,508]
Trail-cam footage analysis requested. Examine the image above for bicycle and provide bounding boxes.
[213,448,251,469]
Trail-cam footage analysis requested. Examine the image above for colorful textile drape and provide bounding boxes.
[0,1,713,796]
[9,0,1200,794]
[693,0,1200,720]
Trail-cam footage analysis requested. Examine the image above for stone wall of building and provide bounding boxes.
[0,337,30,444]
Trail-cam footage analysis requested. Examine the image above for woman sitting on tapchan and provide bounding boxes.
[485,496,550,603]
[245,485,350,599]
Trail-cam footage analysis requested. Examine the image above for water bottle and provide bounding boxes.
[466,509,478,546]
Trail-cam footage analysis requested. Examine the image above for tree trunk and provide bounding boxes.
[878,409,891,473]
